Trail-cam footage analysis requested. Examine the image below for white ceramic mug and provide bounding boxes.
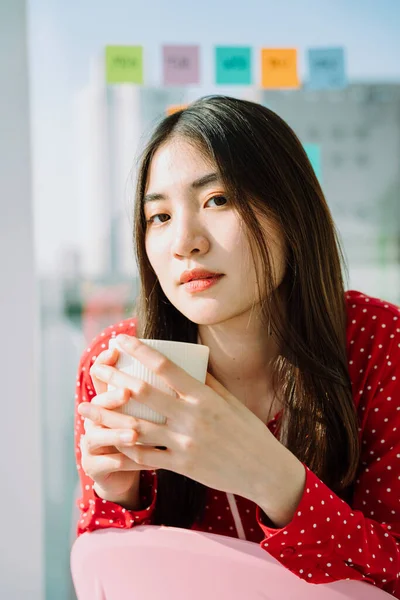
[107,338,210,424]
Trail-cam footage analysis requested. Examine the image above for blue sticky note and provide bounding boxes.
[304,144,322,181]
[216,47,252,85]
[307,48,347,90]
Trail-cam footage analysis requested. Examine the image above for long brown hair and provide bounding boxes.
[133,95,360,528]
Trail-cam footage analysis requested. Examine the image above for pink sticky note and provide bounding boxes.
[163,45,200,85]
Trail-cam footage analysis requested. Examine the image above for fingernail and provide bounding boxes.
[78,404,92,417]
[92,364,110,377]
[119,431,135,443]
[116,334,131,347]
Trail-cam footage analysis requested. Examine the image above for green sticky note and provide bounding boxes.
[303,143,322,182]
[105,46,143,84]
[216,46,252,85]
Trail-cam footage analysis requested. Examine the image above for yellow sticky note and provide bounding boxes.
[261,49,300,89]
[166,104,188,116]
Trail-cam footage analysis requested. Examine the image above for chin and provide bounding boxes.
[178,306,231,327]
[164,290,235,326]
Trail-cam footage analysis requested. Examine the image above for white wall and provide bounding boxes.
[0,1,43,598]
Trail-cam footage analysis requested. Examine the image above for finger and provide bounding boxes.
[80,401,172,449]
[80,403,170,448]
[78,402,140,431]
[91,387,132,410]
[83,452,143,477]
[82,416,110,433]
[80,432,117,456]
[119,416,173,449]
[89,347,120,396]
[83,417,94,432]
[89,365,181,421]
[119,443,173,472]
[85,427,139,454]
[114,335,201,397]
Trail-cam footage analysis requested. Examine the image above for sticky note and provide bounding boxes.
[303,144,322,182]
[307,48,347,90]
[261,49,299,89]
[166,104,188,116]
[105,46,143,84]
[163,45,200,85]
[216,46,252,85]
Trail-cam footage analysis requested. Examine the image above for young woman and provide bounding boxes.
[75,96,400,596]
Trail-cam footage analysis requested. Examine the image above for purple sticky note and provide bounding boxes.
[163,45,200,85]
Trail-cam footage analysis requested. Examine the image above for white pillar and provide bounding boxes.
[111,85,142,277]
[0,1,43,598]
[74,76,111,278]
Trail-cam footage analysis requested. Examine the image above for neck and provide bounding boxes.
[197,310,280,411]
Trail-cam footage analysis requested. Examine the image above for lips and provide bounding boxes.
[180,269,222,284]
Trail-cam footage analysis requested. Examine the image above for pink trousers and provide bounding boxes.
[70,526,391,600]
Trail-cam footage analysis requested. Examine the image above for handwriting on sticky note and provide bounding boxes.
[167,56,189,69]
[261,49,299,89]
[307,48,346,90]
[314,56,336,70]
[163,46,200,85]
[223,56,247,70]
[105,46,143,84]
[216,47,252,85]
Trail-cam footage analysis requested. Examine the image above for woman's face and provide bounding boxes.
[143,136,286,326]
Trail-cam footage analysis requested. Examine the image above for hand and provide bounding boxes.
[78,347,158,501]
[88,334,277,501]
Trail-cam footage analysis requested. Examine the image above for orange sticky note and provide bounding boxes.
[166,104,188,116]
[261,49,300,89]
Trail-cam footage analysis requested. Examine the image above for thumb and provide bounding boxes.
[89,347,119,395]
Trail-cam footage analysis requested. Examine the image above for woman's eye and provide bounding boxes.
[146,213,170,225]
[206,195,228,207]
[146,196,227,226]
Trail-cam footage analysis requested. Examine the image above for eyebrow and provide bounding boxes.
[143,172,221,205]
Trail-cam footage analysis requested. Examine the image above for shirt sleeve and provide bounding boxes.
[74,334,158,537]
[255,336,400,597]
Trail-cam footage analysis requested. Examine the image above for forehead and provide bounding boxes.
[146,138,216,190]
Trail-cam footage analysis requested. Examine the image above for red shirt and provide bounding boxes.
[74,290,400,596]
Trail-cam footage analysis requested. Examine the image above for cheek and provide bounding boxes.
[234,227,257,273]
[216,214,250,254]
[145,238,163,273]
[145,236,172,285]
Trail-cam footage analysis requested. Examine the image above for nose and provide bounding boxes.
[171,218,210,258]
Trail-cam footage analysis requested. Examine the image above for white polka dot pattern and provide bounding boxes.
[255,291,400,597]
[74,318,157,534]
[74,291,400,598]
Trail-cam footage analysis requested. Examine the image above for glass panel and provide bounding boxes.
[27,3,400,598]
